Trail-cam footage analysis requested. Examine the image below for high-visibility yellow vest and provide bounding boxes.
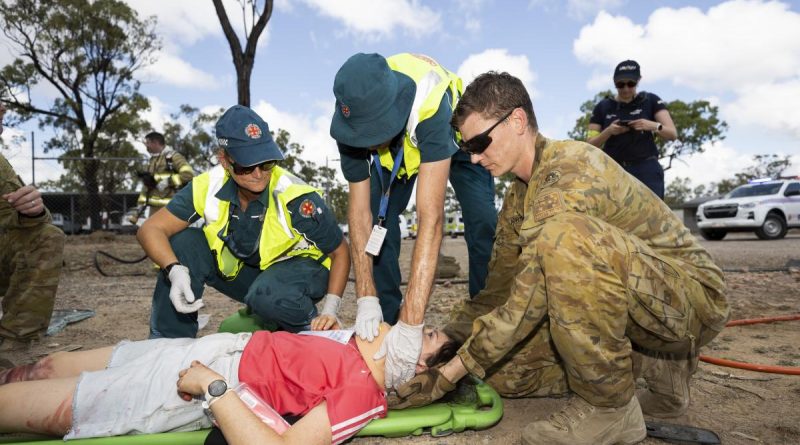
[192,165,330,279]
[379,53,463,179]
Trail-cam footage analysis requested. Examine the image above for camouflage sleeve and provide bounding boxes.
[456,234,548,379]
[445,181,524,343]
[170,152,195,186]
[0,154,51,228]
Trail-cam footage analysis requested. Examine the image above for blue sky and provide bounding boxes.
[2,0,799,190]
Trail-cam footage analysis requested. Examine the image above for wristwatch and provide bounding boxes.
[202,379,229,409]
[654,123,663,133]
[161,261,181,283]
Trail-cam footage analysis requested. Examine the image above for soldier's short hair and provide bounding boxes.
[452,71,538,131]
[145,131,165,146]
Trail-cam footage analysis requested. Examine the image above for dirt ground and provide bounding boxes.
[3,231,800,445]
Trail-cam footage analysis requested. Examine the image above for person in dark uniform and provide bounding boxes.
[587,60,677,199]
[138,105,350,338]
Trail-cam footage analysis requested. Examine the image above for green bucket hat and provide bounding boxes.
[329,53,416,148]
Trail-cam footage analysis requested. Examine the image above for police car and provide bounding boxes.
[696,177,800,240]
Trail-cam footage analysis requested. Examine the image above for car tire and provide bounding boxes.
[755,212,788,240]
[700,229,727,241]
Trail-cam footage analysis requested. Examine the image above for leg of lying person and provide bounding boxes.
[0,376,76,435]
[242,256,329,332]
[0,347,114,385]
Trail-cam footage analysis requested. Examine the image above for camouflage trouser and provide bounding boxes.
[0,224,65,340]
[480,212,725,407]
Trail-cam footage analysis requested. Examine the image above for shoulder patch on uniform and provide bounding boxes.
[299,199,316,218]
[543,170,561,187]
[533,190,565,221]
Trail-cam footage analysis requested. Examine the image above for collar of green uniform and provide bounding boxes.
[529,134,549,180]
[216,176,270,209]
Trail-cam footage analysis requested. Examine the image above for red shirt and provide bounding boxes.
[239,331,387,444]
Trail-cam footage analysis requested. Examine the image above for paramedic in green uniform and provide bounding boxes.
[330,53,497,390]
[138,105,349,338]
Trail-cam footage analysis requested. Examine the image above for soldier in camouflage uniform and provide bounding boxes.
[130,131,195,223]
[0,103,65,360]
[390,73,729,445]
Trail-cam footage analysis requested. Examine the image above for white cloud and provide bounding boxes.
[665,141,755,187]
[725,79,800,138]
[574,1,800,92]
[457,49,538,98]
[300,0,440,39]
[251,99,344,179]
[574,1,800,139]
[140,52,218,89]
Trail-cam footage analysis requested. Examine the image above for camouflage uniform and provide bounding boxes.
[445,136,728,408]
[0,154,65,342]
[135,148,194,213]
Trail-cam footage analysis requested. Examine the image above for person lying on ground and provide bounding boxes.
[0,319,460,445]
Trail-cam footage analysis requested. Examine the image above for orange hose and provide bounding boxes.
[699,314,800,375]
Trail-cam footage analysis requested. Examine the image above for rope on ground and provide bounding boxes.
[93,250,148,277]
[699,314,800,375]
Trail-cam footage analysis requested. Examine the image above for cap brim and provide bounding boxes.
[225,138,285,167]
[330,72,416,148]
[614,73,641,81]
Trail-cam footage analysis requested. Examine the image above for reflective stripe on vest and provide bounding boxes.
[380,53,463,179]
[192,165,330,279]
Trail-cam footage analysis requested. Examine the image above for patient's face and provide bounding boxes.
[416,327,450,374]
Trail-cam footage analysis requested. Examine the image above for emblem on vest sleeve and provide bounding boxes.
[543,170,561,187]
[245,123,262,139]
[340,103,350,118]
[299,199,316,218]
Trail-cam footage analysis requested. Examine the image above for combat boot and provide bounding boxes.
[637,351,698,418]
[521,395,646,445]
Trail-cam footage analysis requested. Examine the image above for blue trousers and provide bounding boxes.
[149,228,328,338]
[623,157,665,199]
[370,150,497,324]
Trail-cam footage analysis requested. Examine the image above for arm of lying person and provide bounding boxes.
[177,360,333,445]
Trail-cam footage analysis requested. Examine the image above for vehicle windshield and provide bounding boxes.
[727,182,783,198]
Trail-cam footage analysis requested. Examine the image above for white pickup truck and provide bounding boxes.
[696,178,800,240]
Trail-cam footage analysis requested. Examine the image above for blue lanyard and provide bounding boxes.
[372,148,404,225]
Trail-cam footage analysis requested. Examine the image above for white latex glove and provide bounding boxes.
[373,320,423,390]
[156,177,170,192]
[355,296,383,342]
[168,264,204,313]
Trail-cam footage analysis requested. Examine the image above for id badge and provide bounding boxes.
[365,224,388,256]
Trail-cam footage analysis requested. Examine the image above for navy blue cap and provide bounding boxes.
[215,105,284,167]
[614,60,641,81]
[329,53,416,148]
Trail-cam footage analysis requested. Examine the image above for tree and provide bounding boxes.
[213,0,273,107]
[664,154,792,205]
[568,92,728,170]
[0,0,160,229]
[162,105,225,170]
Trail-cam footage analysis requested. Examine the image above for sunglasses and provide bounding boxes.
[615,80,638,89]
[228,159,277,175]
[458,108,516,155]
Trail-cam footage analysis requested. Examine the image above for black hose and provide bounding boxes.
[93,250,148,277]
